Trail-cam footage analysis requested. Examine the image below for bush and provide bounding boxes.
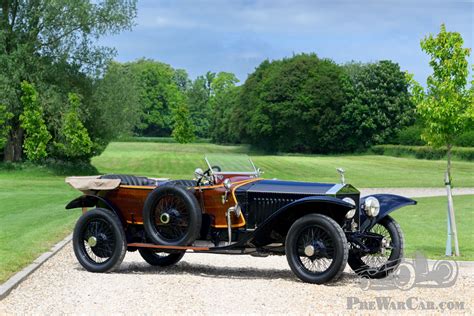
[455,130,474,147]
[117,136,211,143]
[371,145,474,161]
[393,125,426,146]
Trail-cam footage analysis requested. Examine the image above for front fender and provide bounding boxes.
[251,196,355,245]
[360,194,417,231]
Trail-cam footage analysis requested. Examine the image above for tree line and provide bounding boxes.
[1,2,472,164]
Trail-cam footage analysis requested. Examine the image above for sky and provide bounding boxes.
[100,0,473,84]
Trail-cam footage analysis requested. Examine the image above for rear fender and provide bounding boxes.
[360,194,417,231]
[65,195,125,224]
[251,196,354,246]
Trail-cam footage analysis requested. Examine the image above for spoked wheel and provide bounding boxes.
[348,215,403,279]
[143,185,201,246]
[139,249,185,266]
[73,208,126,272]
[285,214,348,284]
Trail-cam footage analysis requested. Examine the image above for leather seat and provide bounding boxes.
[165,179,198,187]
[100,174,159,186]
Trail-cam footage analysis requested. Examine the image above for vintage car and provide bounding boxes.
[65,155,416,284]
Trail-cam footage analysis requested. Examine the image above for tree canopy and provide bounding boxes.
[408,24,473,179]
[1,3,454,162]
[342,60,415,150]
[0,0,137,162]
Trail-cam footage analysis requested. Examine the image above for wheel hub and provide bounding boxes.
[380,237,391,255]
[87,236,97,247]
[160,213,171,224]
[304,245,315,257]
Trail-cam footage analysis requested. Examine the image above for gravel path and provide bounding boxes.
[1,243,473,314]
[1,188,473,314]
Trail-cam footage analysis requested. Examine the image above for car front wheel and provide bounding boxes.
[348,215,403,278]
[285,214,348,284]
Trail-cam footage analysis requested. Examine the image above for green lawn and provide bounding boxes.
[0,141,473,283]
[392,195,474,261]
[93,142,474,187]
[0,166,80,283]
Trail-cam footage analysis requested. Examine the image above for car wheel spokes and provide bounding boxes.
[297,225,335,274]
[153,194,190,242]
[361,223,393,268]
[81,218,116,264]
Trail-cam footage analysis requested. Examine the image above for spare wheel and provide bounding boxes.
[143,185,202,246]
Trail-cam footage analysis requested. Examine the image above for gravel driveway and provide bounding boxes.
[1,243,473,314]
[1,188,473,314]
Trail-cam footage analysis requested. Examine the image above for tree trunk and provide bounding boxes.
[3,128,23,162]
[447,144,452,182]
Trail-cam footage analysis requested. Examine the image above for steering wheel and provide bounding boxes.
[197,165,221,186]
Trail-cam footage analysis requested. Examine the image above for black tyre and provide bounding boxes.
[285,214,348,284]
[138,249,185,266]
[348,215,404,279]
[143,185,202,246]
[73,208,127,273]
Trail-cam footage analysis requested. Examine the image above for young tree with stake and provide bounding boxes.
[408,24,473,256]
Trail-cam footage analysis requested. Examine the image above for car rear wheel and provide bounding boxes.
[285,214,348,284]
[73,208,126,273]
[143,185,202,246]
[348,215,403,279]
[138,249,185,266]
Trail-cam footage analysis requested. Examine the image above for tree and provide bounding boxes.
[126,59,184,136]
[239,54,348,153]
[408,24,473,183]
[209,72,240,143]
[0,103,12,149]
[342,61,415,151]
[408,24,473,256]
[172,96,195,144]
[19,81,51,161]
[1,0,137,162]
[210,85,241,143]
[92,61,140,144]
[173,69,191,92]
[54,93,92,159]
[187,73,214,138]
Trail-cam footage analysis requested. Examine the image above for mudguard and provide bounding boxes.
[65,195,124,224]
[250,196,355,245]
[360,194,417,231]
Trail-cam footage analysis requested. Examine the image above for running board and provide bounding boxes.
[127,243,209,251]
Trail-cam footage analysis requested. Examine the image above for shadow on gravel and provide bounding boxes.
[114,261,296,281]
[102,261,360,285]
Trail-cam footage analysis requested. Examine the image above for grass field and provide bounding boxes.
[392,195,473,260]
[0,166,80,283]
[93,142,474,187]
[0,141,473,283]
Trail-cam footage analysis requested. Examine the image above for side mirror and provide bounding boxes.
[223,178,232,190]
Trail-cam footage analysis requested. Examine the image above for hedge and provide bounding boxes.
[371,145,474,161]
[116,136,211,143]
[391,126,474,147]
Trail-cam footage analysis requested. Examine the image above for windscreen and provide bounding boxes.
[205,154,257,173]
